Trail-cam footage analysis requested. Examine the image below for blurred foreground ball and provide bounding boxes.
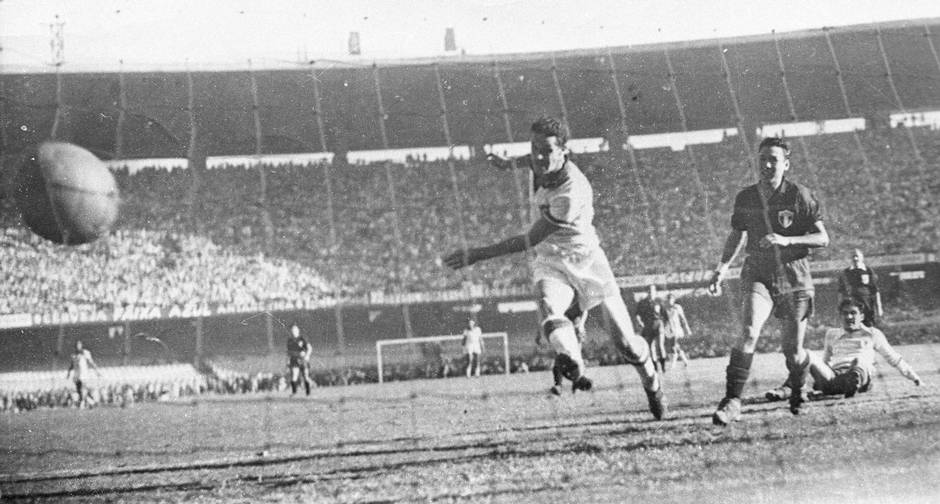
[15,142,120,245]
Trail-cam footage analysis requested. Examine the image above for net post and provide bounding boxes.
[308,61,338,246]
[307,61,347,368]
[115,59,127,160]
[491,59,533,235]
[247,59,274,250]
[376,340,384,384]
[502,332,510,376]
[51,65,64,140]
[874,25,928,176]
[662,46,721,252]
[549,52,571,133]
[605,47,658,252]
[371,62,413,338]
[184,63,204,234]
[432,62,471,266]
[769,30,822,188]
[822,28,875,170]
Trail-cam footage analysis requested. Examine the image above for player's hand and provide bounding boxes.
[486,153,509,170]
[706,270,723,296]
[443,248,478,269]
[759,233,791,248]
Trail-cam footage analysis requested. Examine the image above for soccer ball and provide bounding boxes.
[15,142,120,245]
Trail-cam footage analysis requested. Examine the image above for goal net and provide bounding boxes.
[375,332,509,383]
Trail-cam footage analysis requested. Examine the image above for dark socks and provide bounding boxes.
[725,348,754,399]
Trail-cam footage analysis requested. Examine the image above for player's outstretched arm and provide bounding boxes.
[442,216,560,269]
[872,329,922,385]
[707,229,746,295]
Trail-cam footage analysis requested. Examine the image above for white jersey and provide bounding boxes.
[463,326,483,354]
[664,304,689,339]
[70,349,94,381]
[531,162,600,261]
[823,326,918,381]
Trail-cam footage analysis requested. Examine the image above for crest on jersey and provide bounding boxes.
[777,210,794,229]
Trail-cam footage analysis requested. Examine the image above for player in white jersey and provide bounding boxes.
[462,318,485,377]
[663,294,692,370]
[66,340,102,408]
[444,116,667,419]
[768,298,922,400]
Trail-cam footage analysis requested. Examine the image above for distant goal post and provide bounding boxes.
[376,332,510,384]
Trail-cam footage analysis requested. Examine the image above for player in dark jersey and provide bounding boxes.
[838,249,882,327]
[635,284,667,373]
[286,324,313,396]
[706,137,829,425]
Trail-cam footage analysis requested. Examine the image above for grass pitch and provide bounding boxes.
[2,344,939,503]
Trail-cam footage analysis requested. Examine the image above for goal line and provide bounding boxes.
[375,332,510,384]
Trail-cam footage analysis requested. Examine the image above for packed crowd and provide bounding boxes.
[0,227,334,317]
[1,126,938,316]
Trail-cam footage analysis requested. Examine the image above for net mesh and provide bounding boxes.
[0,23,939,495]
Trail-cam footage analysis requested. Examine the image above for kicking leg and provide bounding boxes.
[598,294,666,419]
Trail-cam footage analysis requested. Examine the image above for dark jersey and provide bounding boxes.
[636,297,665,328]
[731,178,822,265]
[287,337,310,362]
[840,267,879,299]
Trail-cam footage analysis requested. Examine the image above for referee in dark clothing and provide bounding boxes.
[838,249,882,327]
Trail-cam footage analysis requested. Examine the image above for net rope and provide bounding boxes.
[1,29,938,486]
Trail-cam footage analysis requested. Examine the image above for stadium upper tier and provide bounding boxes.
[1,19,939,158]
[1,126,938,317]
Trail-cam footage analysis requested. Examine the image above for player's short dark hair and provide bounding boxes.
[531,116,568,146]
[839,298,866,312]
[757,136,790,157]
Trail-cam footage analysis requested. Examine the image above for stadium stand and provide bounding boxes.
[2,21,939,410]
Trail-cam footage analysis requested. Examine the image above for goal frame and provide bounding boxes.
[376,332,510,383]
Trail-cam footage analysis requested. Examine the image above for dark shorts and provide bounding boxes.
[813,366,871,395]
[850,295,878,327]
[742,257,815,320]
[641,321,663,344]
[289,358,309,372]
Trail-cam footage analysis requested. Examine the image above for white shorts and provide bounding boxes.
[531,248,621,313]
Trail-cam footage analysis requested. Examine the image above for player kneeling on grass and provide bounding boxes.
[443,116,666,420]
[765,298,922,401]
[287,324,313,396]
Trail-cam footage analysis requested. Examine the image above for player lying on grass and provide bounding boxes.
[443,116,666,420]
[765,298,923,401]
